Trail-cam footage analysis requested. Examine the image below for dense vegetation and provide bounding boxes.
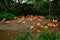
[16,26,60,40]
[0,0,60,20]
[0,0,60,16]
[0,12,14,20]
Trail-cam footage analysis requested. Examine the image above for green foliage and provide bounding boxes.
[45,15,57,20]
[46,15,53,20]
[34,1,49,15]
[0,0,60,16]
[58,16,60,21]
[16,27,60,40]
[0,12,15,20]
[36,30,60,40]
[16,29,34,40]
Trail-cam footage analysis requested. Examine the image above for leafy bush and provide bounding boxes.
[35,28,60,40]
[45,15,58,20]
[0,12,15,20]
[58,16,60,21]
[16,27,60,40]
[45,15,53,20]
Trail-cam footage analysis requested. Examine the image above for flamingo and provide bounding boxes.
[28,15,35,21]
[11,20,15,23]
[37,19,43,22]
[30,26,34,30]
[45,26,48,28]
[56,24,58,27]
[37,23,41,26]
[19,16,25,21]
[52,24,56,27]
[18,17,25,23]
[39,16,45,19]
[52,23,58,27]
[22,21,26,24]
[6,21,11,24]
[33,16,37,20]
[18,20,22,23]
[21,16,24,19]
[53,23,58,30]
[29,18,33,21]
[35,29,41,33]
[31,15,33,18]
[1,19,6,22]
[35,15,39,19]
[52,19,58,23]
[21,18,24,21]
[28,15,30,18]
[47,23,53,27]
[14,17,17,20]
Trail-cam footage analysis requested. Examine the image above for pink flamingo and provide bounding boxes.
[6,21,11,24]
[35,29,41,33]
[47,23,53,27]
[11,20,15,23]
[33,16,37,20]
[22,21,26,24]
[30,26,34,30]
[18,20,22,23]
[45,26,48,28]
[52,19,58,23]
[37,19,43,22]
[37,23,41,26]
[39,16,45,19]
[52,24,56,27]
[56,24,58,27]
[29,18,33,21]
[31,15,33,18]
[1,19,6,22]
[14,17,17,20]
[52,23,58,27]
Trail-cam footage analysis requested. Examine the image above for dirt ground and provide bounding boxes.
[1,17,60,40]
[0,18,49,30]
[0,18,50,40]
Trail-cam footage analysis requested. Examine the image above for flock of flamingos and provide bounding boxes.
[0,15,58,32]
